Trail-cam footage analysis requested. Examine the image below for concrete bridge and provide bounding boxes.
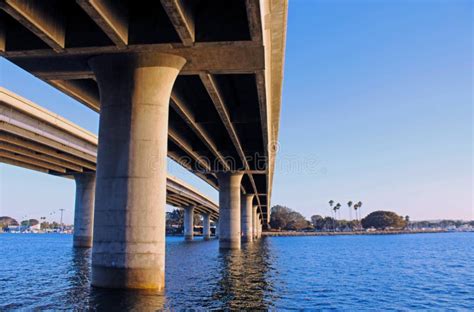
[0,87,221,244]
[0,0,286,289]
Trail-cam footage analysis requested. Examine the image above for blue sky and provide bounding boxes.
[1,0,472,223]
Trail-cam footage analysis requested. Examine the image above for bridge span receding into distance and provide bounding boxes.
[0,87,226,244]
[0,0,287,289]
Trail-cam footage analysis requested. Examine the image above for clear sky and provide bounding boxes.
[0,0,472,224]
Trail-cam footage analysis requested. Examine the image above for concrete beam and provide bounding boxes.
[76,0,129,48]
[0,132,96,170]
[0,141,83,172]
[256,70,268,160]
[6,42,265,74]
[199,73,260,206]
[170,91,230,171]
[0,16,5,53]
[167,194,192,207]
[160,0,195,46]
[168,128,211,172]
[48,80,100,112]
[0,122,96,163]
[167,150,218,190]
[38,71,96,81]
[0,149,66,173]
[0,0,66,51]
[0,155,48,173]
[166,175,219,212]
[245,0,262,42]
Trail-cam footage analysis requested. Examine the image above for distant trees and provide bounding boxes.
[165,209,202,234]
[270,205,311,230]
[347,201,353,220]
[361,211,406,229]
[0,216,18,229]
[40,221,60,230]
[21,219,39,226]
[410,219,471,229]
[353,201,363,221]
[311,215,336,231]
[166,209,184,228]
[310,215,360,231]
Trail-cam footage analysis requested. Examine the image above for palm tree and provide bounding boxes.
[351,203,360,231]
[328,200,334,230]
[353,203,359,221]
[347,201,353,221]
[333,203,341,231]
[357,201,363,220]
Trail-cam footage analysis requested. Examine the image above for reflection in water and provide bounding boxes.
[89,288,166,311]
[16,236,276,309]
[2,234,473,310]
[66,238,276,310]
[64,248,91,309]
[65,247,166,311]
[213,239,277,310]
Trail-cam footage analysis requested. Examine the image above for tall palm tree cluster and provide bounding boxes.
[328,200,363,231]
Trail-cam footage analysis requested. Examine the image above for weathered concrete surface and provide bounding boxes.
[253,205,258,239]
[91,52,186,290]
[255,211,262,239]
[241,193,254,242]
[202,213,211,240]
[184,206,195,241]
[73,173,96,248]
[217,172,244,249]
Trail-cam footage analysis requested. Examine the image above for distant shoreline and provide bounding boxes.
[261,229,458,237]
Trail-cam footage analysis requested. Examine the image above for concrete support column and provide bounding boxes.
[202,213,211,240]
[217,172,244,249]
[73,173,96,248]
[253,205,258,239]
[90,53,186,290]
[255,212,261,239]
[241,193,254,242]
[184,206,195,240]
[215,220,219,238]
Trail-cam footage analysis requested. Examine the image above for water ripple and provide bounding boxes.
[0,233,473,310]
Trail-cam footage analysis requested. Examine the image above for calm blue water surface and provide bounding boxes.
[0,233,473,310]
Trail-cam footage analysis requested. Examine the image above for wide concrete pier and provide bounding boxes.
[73,173,96,248]
[184,206,195,241]
[218,172,244,249]
[202,213,211,240]
[241,194,255,242]
[253,206,259,239]
[90,53,186,289]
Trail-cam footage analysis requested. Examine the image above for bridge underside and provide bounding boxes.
[0,0,288,222]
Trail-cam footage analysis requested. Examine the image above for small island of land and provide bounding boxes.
[264,205,474,237]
